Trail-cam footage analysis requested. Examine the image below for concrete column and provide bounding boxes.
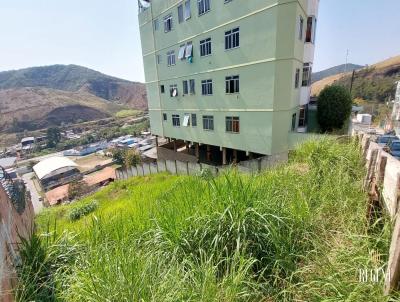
[173,140,177,152]
[206,145,211,161]
[155,136,159,147]
[222,147,227,165]
[195,143,200,160]
[233,149,238,164]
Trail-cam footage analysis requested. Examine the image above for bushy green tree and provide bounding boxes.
[124,149,141,168]
[317,85,352,132]
[46,127,61,148]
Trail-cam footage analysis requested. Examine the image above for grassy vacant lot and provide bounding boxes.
[115,109,141,119]
[16,138,397,301]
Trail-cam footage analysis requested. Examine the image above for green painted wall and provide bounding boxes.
[139,0,310,156]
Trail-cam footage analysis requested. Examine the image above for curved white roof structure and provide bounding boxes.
[33,157,78,180]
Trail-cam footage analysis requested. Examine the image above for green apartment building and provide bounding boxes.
[138,0,319,165]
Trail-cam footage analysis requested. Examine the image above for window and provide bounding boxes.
[295,68,300,88]
[167,50,176,66]
[202,115,214,130]
[299,16,304,40]
[170,84,178,97]
[156,54,161,64]
[306,16,317,43]
[198,0,210,15]
[183,80,189,95]
[201,79,213,95]
[291,113,297,131]
[225,75,239,94]
[226,116,240,133]
[183,113,190,127]
[298,106,307,127]
[184,0,191,20]
[172,114,180,127]
[225,27,239,50]
[178,44,186,60]
[200,38,212,56]
[164,14,173,32]
[160,85,165,93]
[185,42,193,59]
[302,63,312,87]
[178,4,184,23]
[224,0,232,3]
[191,113,197,127]
[163,113,167,121]
[189,79,195,94]
[153,19,159,31]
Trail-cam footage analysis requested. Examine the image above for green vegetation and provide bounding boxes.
[317,85,352,132]
[115,109,140,118]
[69,201,98,221]
[17,138,396,301]
[46,127,61,148]
[109,147,141,167]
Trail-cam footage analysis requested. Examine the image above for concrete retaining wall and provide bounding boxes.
[0,183,34,301]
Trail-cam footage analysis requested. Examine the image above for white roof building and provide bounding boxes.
[33,157,78,180]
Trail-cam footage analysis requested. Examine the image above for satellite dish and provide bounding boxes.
[172,88,178,97]
[139,0,151,8]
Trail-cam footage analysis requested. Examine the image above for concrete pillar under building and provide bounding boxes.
[195,143,199,160]
[233,149,238,164]
[206,145,211,161]
[173,140,177,152]
[222,147,227,165]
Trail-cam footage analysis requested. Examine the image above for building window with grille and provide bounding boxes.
[183,80,189,95]
[178,44,186,60]
[295,68,300,88]
[184,0,191,20]
[167,50,176,66]
[164,14,173,32]
[226,116,240,133]
[172,114,180,126]
[170,84,178,97]
[163,113,167,121]
[191,113,197,127]
[198,0,210,15]
[200,38,212,57]
[305,16,317,43]
[178,4,184,23]
[298,106,307,127]
[202,115,214,130]
[201,79,213,95]
[225,75,239,94]
[189,79,195,94]
[302,63,312,87]
[225,27,239,50]
[299,16,304,40]
[160,85,165,93]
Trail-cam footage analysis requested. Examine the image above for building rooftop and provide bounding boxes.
[33,157,78,180]
[21,137,35,143]
[0,157,17,169]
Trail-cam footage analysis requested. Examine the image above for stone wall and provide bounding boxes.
[0,180,34,301]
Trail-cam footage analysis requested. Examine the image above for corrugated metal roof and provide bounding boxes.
[0,157,17,169]
[33,157,78,180]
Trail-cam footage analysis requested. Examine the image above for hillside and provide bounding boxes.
[312,56,400,100]
[312,63,363,83]
[17,138,394,301]
[0,65,147,132]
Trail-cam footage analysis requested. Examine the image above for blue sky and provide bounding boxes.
[0,0,399,82]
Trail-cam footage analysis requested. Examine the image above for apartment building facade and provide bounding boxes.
[138,0,319,165]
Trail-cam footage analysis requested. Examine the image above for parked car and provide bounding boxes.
[376,135,398,147]
[388,140,400,159]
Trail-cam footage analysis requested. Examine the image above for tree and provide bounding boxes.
[46,127,61,148]
[68,180,91,200]
[317,85,352,132]
[124,149,141,168]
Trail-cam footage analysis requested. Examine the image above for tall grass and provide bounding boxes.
[15,138,397,301]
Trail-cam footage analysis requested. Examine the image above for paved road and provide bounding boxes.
[22,172,43,213]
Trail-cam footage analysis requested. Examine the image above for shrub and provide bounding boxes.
[69,201,98,221]
[317,85,352,132]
